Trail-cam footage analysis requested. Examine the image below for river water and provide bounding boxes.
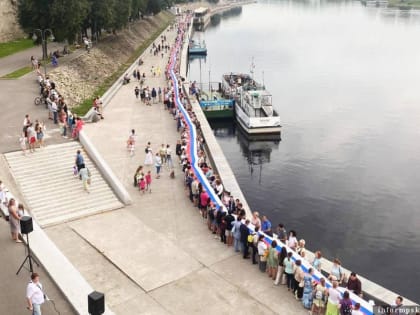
[188,0,420,303]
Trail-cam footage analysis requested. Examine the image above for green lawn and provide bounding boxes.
[1,66,33,79]
[0,38,35,58]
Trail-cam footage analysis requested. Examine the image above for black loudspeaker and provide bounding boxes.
[20,216,33,234]
[88,291,105,315]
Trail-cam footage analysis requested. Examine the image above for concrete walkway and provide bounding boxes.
[43,23,308,314]
[0,42,84,77]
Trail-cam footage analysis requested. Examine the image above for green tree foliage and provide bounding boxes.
[17,0,174,42]
[50,0,90,42]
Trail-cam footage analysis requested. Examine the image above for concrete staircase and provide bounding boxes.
[4,142,124,227]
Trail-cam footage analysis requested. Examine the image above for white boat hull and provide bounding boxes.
[235,103,281,134]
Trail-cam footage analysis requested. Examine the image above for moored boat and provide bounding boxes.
[199,90,234,119]
[221,73,281,134]
[188,39,207,56]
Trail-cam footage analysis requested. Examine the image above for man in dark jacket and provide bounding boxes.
[346,272,362,296]
[240,219,250,259]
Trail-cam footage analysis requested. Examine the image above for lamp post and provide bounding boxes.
[32,29,55,76]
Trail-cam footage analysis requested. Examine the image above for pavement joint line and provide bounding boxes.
[205,264,280,314]
[68,223,148,293]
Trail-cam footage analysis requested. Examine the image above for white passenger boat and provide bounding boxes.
[222,73,281,134]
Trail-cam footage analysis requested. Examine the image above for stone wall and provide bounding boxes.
[0,0,24,42]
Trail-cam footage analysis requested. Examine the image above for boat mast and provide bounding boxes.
[250,57,255,81]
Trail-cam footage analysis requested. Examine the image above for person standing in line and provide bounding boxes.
[26,273,45,315]
[287,230,298,251]
[134,86,140,99]
[154,153,162,179]
[267,240,279,280]
[283,251,295,291]
[8,198,22,243]
[145,170,152,193]
[239,219,250,259]
[261,215,273,237]
[325,279,341,315]
[251,226,260,264]
[232,216,242,253]
[257,234,268,272]
[312,250,323,272]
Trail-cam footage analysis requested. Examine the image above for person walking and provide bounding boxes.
[134,86,140,99]
[79,164,91,193]
[166,144,173,169]
[75,150,84,173]
[154,153,162,178]
[127,129,136,156]
[145,170,152,193]
[144,146,153,166]
[26,273,45,315]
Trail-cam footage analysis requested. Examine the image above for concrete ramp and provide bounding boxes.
[4,142,123,227]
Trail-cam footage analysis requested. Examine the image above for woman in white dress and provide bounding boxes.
[144,147,153,166]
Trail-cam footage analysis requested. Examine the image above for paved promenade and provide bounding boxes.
[42,24,308,314]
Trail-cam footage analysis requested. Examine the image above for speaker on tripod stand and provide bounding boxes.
[16,216,39,275]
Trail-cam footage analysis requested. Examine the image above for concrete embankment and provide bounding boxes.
[179,15,418,311]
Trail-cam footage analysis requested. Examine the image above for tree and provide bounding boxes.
[50,0,90,42]
[111,0,132,31]
[18,0,52,32]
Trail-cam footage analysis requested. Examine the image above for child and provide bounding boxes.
[19,134,27,155]
[145,171,152,193]
[139,176,146,194]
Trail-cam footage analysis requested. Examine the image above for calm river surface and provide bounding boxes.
[188,0,420,302]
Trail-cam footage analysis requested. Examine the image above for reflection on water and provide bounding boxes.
[209,119,280,183]
[189,0,420,302]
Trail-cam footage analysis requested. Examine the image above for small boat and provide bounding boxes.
[199,90,234,119]
[188,39,207,56]
[221,73,281,135]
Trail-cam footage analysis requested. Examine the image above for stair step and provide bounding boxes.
[4,142,124,227]
[39,202,123,227]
